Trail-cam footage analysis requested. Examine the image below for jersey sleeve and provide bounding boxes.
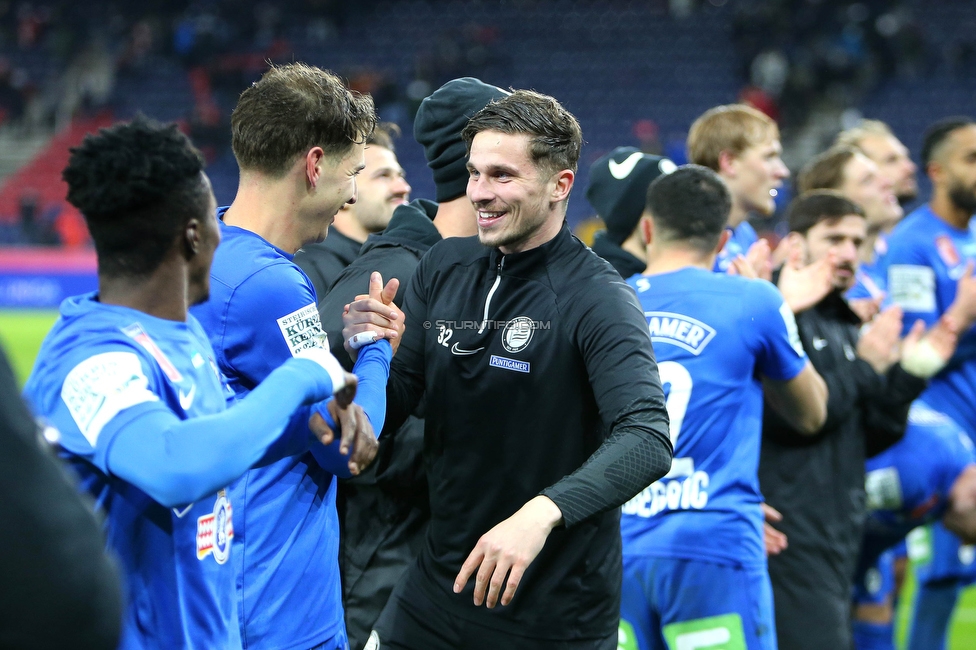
[750,280,808,381]
[885,235,942,332]
[221,263,330,388]
[41,344,175,474]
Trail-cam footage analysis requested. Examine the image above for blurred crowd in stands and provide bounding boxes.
[0,0,973,246]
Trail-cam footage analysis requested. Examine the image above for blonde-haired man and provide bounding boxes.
[688,104,789,276]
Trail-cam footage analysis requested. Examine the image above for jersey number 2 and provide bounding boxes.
[658,360,692,448]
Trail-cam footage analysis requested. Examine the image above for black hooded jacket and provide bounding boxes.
[591,230,646,279]
[315,198,440,650]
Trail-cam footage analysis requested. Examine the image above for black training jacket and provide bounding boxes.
[759,288,926,603]
[591,230,646,279]
[384,222,672,640]
[295,226,362,302]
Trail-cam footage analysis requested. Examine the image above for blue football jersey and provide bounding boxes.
[884,205,976,437]
[620,267,807,566]
[864,402,974,545]
[847,234,889,305]
[713,221,758,273]
[23,294,239,650]
[190,213,343,649]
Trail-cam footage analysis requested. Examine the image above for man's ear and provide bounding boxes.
[639,214,654,247]
[183,218,201,258]
[784,231,807,267]
[305,147,326,189]
[551,169,575,203]
[714,228,731,256]
[717,150,738,177]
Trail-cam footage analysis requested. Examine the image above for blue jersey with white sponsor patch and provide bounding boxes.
[190,214,343,650]
[883,205,976,438]
[848,235,890,306]
[620,267,807,566]
[23,294,238,650]
[713,221,758,273]
[864,402,974,546]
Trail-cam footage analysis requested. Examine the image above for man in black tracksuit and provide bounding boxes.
[317,77,509,650]
[345,91,672,649]
[760,192,932,650]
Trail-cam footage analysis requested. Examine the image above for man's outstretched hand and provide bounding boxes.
[454,495,563,609]
[308,400,378,475]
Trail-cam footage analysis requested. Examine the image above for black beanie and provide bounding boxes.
[586,147,677,245]
[414,77,510,202]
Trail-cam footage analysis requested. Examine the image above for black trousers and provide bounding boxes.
[767,544,854,650]
[371,578,617,650]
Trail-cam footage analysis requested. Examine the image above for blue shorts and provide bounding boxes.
[853,548,897,606]
[619,555,776,650]
[911,521,976,585]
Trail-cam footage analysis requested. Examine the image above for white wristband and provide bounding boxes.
[295,346,347,392]
[347,331,379,350]
[900,338,947,379]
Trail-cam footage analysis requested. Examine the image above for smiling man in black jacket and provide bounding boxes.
[345,90,673,650]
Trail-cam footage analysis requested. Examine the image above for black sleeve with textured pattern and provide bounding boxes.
[541,395,672,528]
[541,278,672,528]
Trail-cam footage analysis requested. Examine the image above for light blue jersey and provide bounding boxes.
[884,205,976,438]
[24,295,239,650]
[621,267,807,567]
[191,211,390,650]
[713,221,758,273]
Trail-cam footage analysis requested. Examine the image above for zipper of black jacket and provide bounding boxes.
[478,256,504,334]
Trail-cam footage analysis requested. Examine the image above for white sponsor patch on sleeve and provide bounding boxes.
[865,466,903,511]
[778,302,805,356]
[276,303,329,357]
[61,351,159,447]
[888,264,936,313]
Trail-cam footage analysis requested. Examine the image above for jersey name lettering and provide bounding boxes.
[644,312,716,355]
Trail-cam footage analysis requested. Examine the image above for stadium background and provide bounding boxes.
[0,0,973,646]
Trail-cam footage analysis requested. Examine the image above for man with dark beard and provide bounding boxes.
[882,117,976,650]
[758,191,953,650]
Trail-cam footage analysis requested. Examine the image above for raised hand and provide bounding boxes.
[777,246,836,314]
[857,305,904,374]
[342,272,404,361]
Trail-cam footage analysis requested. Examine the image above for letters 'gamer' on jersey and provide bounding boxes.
[23,295,239,650]
[862,401,975,561]
[621,268,807,567]
[191,212,391,650]
[884,204,976,437]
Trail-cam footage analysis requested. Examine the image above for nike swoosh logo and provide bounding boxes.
[451,342,485,356]
[178,384,196,410]
[608,152,644,179]
[172,504,193,518]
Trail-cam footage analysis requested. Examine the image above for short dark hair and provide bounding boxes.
[787,190,865,235]
[368,122,400,152]
[645,164,731,252]
[231,63,377,177]
[63,115,209,278]
[796,146,859,194]
[921,116,976,171]
[461,89,582,175]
